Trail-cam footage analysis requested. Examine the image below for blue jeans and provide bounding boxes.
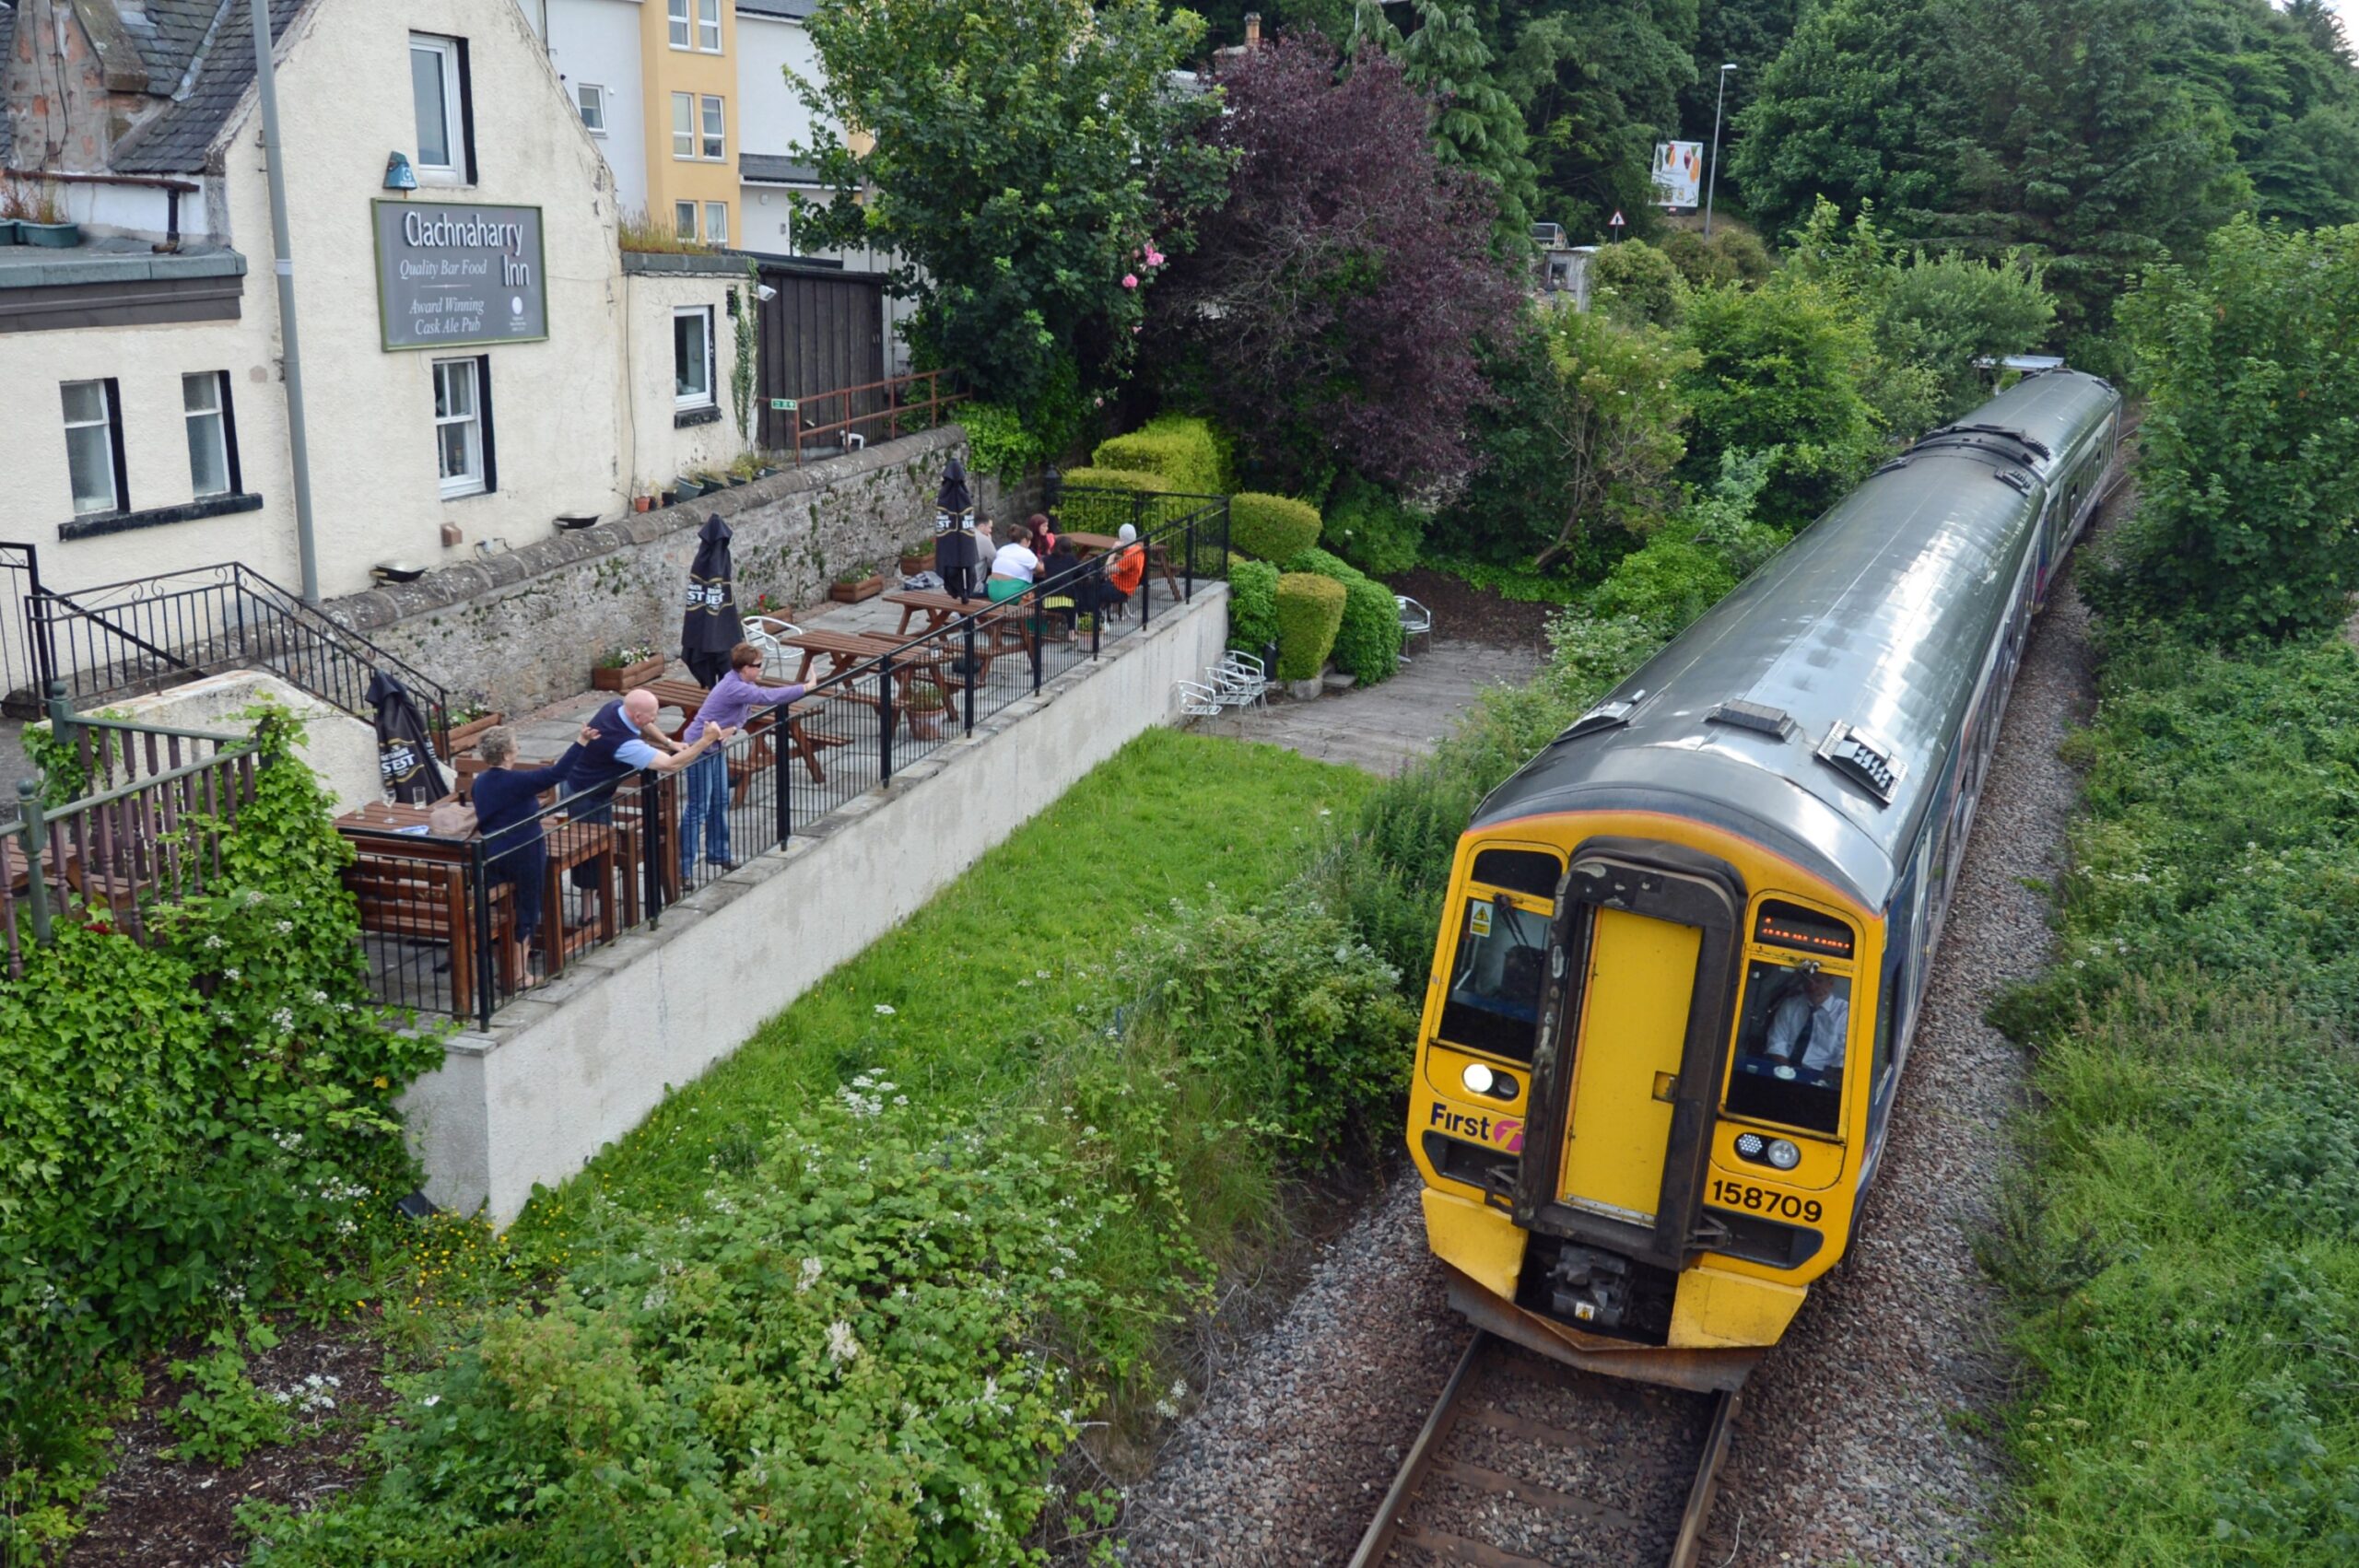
[678,747,731,877]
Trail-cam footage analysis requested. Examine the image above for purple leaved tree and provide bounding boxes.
[1148,29,1523,493]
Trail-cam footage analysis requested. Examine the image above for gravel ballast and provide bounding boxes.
[1119,560,2099,1566]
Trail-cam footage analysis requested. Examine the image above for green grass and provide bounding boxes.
[511,727,1371,1251]
[1987,633,2359,1564]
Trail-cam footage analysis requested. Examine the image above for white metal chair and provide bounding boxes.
[1176,679,1226,718]
[1209,650,1268,709]
[1395,594,1434,663]
[743,614,803,677]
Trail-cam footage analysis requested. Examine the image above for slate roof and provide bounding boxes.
[741,152,824,186]
[120,0,232,96]
[111,0,311,174]
[736,0,819,21]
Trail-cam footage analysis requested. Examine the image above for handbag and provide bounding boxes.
[428,800,479,837]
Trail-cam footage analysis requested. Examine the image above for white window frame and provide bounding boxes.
[61,379,122,517]
[674,307,716,411]
[409,33,466,182]
[699,95,726,161]
[433,357,487,500]
[703,201,729,248]
[672,91,696,160]
[667,0,691,50]
[697,0,722,52]
[575,81,606,135]
[675,200,699,241]
[182,371,233,499]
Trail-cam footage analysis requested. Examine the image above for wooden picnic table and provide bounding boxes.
[641,676,851,786]
[781,630,968,720]
[883,588,1037,662]
[1062,531,1183,597]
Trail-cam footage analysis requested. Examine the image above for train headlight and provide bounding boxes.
[1462,1062,1496,1095]
[1733,1132,1766,1161]
[1767,1139,1802,1171]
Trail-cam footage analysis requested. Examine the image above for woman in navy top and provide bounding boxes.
[469,727,582,956]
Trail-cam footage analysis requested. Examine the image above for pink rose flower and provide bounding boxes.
[1121,273,1139,289]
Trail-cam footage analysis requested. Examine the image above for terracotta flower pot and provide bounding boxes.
[906,708,945,741]
[592,655,665,692]
[899,552,933,576]
[829,575,885,603]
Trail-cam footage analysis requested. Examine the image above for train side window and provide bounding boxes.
[1437,894,1554,1063]
[1725,958,1848,1136]
[1470,848,1563,898]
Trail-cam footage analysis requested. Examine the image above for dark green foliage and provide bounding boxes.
[1321,474,1429,577]
[1673,275,1884,531]
[1590,239,1687,327]
[1588,536,1738,631]
[2164,0,2359,230]
[1382,0,1542,248]
[1730,0,1953,243]
[2095,216,2359,646]
[0,712,441,1555]
[1273,573,1348,679]
[1987,632,2359,1562]
[1657,227,1774,289]
[1505,0,1704,244]
[1281,545,1404,685]
[1677,0,1801,146]
[1227,558,1281,656]
[1228,492,1325,563]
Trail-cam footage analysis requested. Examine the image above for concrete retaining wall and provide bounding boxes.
[399,583,1229,1225]
[320,426,1026,718]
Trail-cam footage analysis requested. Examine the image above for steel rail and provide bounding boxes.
[1349,1330,1742,1568]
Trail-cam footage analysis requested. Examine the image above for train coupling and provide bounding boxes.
[1543,1244,1634,1330]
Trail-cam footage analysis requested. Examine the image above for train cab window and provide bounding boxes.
[1469,848,1563,899]
[1438,894,1553,1063]
[1725,959,1850,1135]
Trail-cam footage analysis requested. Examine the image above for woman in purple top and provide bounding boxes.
[678,640,808,877]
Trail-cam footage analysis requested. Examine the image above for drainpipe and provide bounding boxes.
[248,0,322,605]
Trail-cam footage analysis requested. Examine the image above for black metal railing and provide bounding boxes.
[348,493,1230,1026]
[23,561,451,752]
[0,540,53,718]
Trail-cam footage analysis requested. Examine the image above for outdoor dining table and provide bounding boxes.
[883,588,1037,661]
[1062,531,1184,597]
[780,630,969,720]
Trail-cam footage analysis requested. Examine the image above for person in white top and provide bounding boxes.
[1763,969,1848,1073]
[987,533,1040,602]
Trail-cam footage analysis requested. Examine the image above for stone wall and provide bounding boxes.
[321,425,1027,715]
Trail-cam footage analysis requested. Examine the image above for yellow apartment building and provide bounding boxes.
[639,0,739,247]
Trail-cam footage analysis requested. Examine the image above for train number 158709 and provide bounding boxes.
[1709,1178,1823,1223]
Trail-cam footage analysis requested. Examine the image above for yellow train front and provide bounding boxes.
[1408,369,2122,1392]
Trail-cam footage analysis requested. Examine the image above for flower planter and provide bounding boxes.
[674,479,705,501]
[20,221,79,248]
[0,221,19,247]
[829,575,885,603]
[592,655,665,692]
[633,496,654,512]
[898,552,933,576]
[442,711,506,757]
[906,707,946,741]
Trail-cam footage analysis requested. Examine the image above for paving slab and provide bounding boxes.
[1194,638,1541,776]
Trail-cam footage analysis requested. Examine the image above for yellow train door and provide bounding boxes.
[1559,907,1703,1225]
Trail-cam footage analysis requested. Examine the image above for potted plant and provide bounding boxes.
[898,538,934,576]
[18,188,76,248]
[674,476,705,501]
[592,643,664,692]
[903,682,947,741]
[440,697,504,757]
[829,568,884,603]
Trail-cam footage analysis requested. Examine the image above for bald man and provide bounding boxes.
[559,686,734,929]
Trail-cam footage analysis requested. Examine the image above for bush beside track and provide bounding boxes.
[1987,631,2359,1564]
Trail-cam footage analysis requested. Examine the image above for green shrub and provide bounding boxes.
[1228,558,1280,655]
[958,400,1047,483]
[1056,465,1166,534]
[1091,415,1225,497]
[1124,897,1415,1162]
[1587,535,1740,636]
[1273,573,1346,679]
[1322,475,1427,577]
[1590,239,1686,328]
[1229,492,1323,562]
[1281,545,1402,685]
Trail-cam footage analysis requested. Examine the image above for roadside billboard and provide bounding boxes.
[1650,142,1704,208]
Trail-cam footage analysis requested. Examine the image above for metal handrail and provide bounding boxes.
[790,369,968,463]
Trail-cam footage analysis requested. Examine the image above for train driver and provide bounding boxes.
[1762,968,1848,1075]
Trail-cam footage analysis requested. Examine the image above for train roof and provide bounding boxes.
[1471,369,2121,911]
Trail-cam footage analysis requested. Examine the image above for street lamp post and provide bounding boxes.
[1704,63,1736,240]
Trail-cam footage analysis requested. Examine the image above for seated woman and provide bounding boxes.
[469,725,581,973]
[1101,521,1147,615]
[1039,534,1085,636]
[987,526,1040,604]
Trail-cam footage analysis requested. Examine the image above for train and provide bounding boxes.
[1406,368,2123,1392]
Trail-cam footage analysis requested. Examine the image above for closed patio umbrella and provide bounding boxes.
[366,670,445,804]
[681,512,740,688]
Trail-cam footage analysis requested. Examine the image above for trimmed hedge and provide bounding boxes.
[1282,545,1403,685]
[1231,493,1323,563]
[1273,573,1347,681]
[1056,466,1165,534]
[1091,415,1225,497]
[1229,559,1280,656]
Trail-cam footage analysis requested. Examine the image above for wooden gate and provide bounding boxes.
[753,262,886,452]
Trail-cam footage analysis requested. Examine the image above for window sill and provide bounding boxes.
[440,483,491,502]
[58,491,264,541]
[675,404,721,428]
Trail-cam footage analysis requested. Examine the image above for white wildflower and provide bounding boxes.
[873,1004,896,1016]
[798,1257,825,1293]
[421,1394,440,1408]
[893,1094,909,1106]
[826,1320,861,1363]
[275,919,295,935]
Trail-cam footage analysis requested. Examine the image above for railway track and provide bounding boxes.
[1346,1332,1740,1568]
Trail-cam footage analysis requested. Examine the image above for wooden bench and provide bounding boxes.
[343,851,519,1011]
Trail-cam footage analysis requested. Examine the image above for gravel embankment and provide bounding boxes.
[1119,563,2098,1566]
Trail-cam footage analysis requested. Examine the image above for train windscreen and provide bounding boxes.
[1724,958,1849,1135]
[1438,895,1552,1063]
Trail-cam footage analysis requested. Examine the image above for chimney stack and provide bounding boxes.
[1243,12,1262,49]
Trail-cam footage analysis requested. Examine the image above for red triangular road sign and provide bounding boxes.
[1609,209,1626,227]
